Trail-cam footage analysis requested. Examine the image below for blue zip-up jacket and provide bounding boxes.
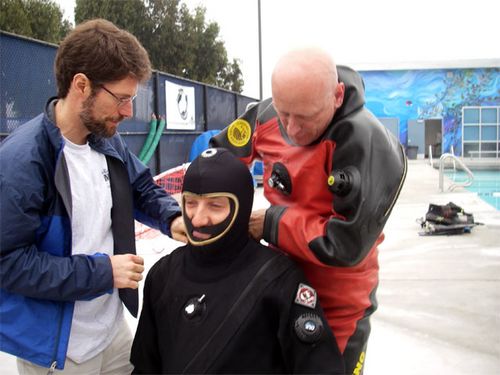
[0,99,181,369]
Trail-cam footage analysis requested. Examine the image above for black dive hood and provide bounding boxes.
[182,148,254,253]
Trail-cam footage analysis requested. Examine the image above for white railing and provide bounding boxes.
[438,153,474,192]
[450,145,456,170]
[467,150,500,159]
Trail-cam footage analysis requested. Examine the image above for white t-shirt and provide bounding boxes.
[62,137,123,363]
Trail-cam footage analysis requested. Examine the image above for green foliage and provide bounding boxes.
[218,58,244,93]
[74,0,244,93]
[74,0,148,36]
[0,0,72,43]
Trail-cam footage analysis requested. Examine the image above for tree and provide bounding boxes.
[218,58,244,93]
[74,0,244,93]
[0,0,72,43]
[74,0,148,38]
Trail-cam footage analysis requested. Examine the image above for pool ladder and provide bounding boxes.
[438,153,474,192]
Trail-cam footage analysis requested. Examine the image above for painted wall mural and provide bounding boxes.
[359,68,500,155]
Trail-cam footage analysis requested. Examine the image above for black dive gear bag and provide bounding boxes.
[418,202,481,235]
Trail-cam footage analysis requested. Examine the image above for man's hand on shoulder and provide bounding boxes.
[249,209,266,241]
[171,215,188,243]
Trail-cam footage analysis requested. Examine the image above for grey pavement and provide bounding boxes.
[1,160,499,374]
[364,160,500,374]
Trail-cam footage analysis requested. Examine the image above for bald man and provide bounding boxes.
[211,48,407,374]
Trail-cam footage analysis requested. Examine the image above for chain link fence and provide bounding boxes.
[0,31,256,173]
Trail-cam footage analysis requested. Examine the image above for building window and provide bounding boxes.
[462,106,499,158]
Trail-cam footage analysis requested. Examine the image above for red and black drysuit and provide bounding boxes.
[211,66,407,373]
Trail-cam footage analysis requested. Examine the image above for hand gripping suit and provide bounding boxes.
[211,66,407,372]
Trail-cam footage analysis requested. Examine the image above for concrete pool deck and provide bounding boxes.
[364,159,500,374]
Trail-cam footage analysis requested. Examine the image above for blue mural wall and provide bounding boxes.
[359,68,500,155]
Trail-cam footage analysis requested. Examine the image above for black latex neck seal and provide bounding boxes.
[181,147,254,265]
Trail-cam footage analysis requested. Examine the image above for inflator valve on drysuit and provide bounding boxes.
[328,167,359,197]
[183,294,206,320]
[268,162,292,195]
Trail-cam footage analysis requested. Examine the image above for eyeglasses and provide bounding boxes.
[100,85,137,107]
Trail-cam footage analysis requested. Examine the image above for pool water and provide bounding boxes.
[444,170,500,210]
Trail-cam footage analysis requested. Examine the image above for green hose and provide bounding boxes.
[138,115,158,161]
[141,117,166,165]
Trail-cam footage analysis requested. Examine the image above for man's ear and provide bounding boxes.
[334,82,345,109]
[72,73,92,98]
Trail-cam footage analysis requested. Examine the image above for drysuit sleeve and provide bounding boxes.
[265,110,407,267]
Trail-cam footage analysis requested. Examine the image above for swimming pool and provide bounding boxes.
[444,170,500,210]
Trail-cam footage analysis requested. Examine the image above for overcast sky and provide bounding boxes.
[56,0,499,99]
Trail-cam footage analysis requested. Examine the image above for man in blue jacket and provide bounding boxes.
[0,19,183,374]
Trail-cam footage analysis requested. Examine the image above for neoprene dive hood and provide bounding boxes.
[182,148,254,253]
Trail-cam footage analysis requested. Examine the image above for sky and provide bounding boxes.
[56,0,499,99]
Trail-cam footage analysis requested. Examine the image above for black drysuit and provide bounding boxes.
[131,148,345,374]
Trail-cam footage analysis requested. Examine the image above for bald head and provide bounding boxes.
[272,48,338,91]
[271,48,344,146]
